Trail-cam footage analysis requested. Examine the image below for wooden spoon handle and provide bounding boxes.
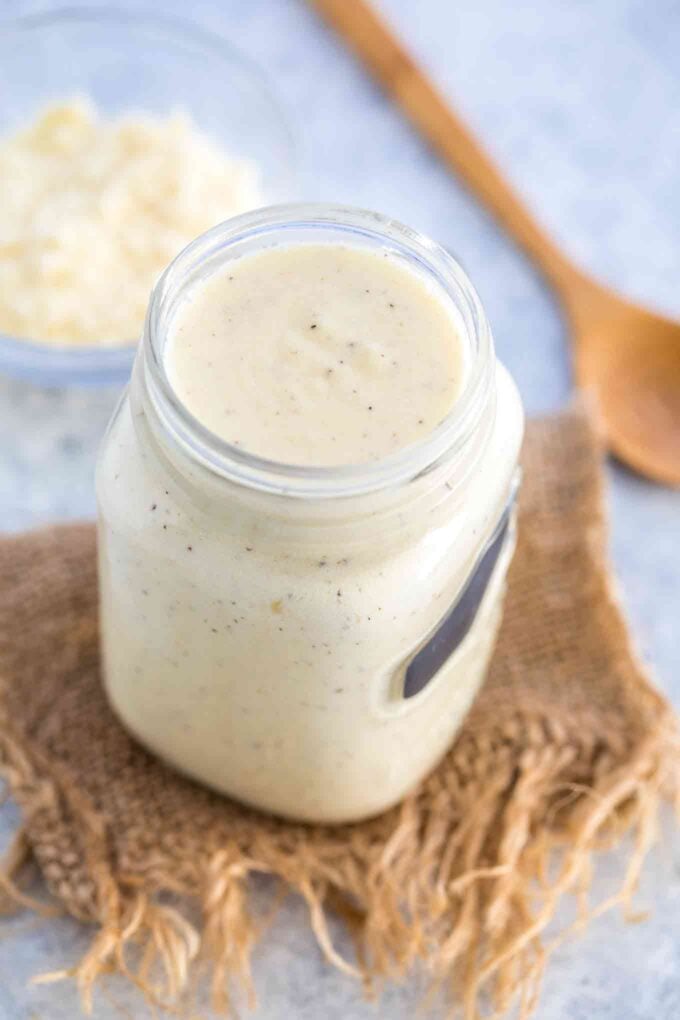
[311,0,582,297]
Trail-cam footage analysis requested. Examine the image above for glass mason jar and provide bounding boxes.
[96,205,524,824]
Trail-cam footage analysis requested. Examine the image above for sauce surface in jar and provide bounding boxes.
[165,243,466,465]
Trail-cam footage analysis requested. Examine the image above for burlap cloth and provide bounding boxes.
[0,405,677,1019]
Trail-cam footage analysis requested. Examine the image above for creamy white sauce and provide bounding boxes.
[97,234,524,824]
[165,243,465,466]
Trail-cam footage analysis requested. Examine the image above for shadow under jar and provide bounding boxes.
[96,205,524,824]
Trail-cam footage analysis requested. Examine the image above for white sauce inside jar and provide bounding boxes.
[97,222,524,824]
[165,242,466,465]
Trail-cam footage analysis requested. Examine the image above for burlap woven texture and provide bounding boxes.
[0,405,677,1019]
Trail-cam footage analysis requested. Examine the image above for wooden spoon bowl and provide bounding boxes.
[570,280,680,483]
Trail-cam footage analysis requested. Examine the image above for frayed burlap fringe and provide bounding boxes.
[0,405,678,1019]
[1,711,677,1018]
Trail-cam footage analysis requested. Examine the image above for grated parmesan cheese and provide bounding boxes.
[0,99,263,347]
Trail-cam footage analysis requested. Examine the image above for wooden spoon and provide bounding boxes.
[311,0,680,486]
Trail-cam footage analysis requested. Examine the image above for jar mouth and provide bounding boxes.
[143,203,495,500]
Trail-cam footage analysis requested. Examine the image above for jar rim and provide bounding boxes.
[143,203,495,500]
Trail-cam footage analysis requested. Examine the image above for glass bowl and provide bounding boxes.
[0,7,297,387]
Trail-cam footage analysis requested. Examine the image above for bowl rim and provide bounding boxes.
[0,5,299,385]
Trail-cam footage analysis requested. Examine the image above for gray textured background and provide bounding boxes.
[0,0,679,1017]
